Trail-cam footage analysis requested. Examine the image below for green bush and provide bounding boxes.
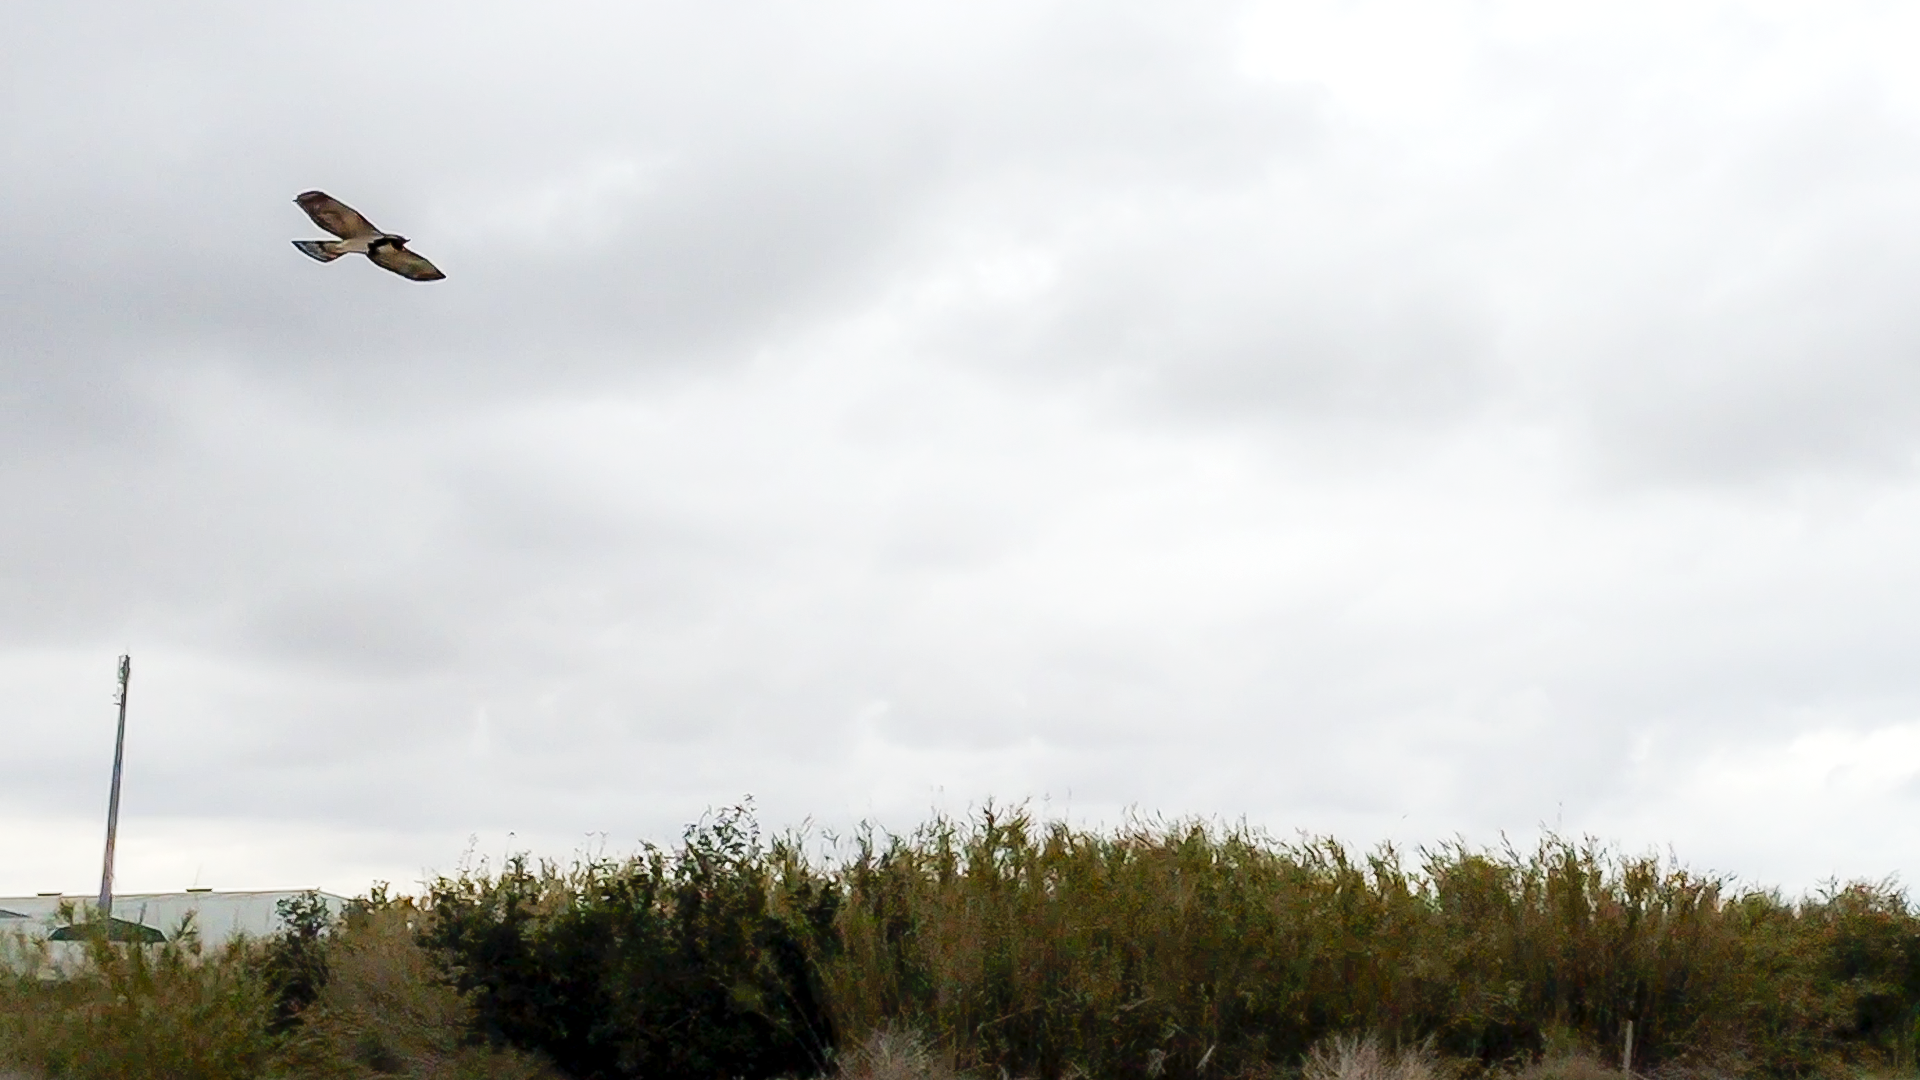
[419,805,839,1080]
[259,891,336,1034]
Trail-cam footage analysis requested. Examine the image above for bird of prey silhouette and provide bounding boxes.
[291,191,446,281]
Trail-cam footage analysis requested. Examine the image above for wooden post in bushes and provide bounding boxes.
[1621,1020,1634,1077]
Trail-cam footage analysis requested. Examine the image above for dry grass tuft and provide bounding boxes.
[832,1025,966,1080]
[1511,1053,1627,1080]
[1303,1034,1445,1080]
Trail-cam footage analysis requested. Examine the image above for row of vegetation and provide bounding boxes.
[5,805,1920,1080]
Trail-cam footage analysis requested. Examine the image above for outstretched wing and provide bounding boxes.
[291,239,344,262]
[295,191,379,240]
[367,242,446,281]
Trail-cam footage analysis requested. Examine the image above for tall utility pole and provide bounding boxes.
[97,654,131,920]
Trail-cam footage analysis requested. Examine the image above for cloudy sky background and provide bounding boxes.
[8,0,1920,897]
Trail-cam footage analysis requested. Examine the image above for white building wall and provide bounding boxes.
[0,889,349,965]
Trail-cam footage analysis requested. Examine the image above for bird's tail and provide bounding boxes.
[292,239,346,263]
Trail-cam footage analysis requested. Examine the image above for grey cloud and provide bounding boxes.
[16,1,1920,897]
[1572,224,1920,482]
[2,0,1327,412]
[237,580,464,679]
[1023,237,1495,423]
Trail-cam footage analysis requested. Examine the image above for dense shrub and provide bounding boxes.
[276,890,561,1080]
[259,891,335,1034]
[419,805,839,1080]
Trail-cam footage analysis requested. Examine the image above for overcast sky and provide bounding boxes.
[9,0,1920,898]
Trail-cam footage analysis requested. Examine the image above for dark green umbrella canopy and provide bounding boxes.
[49,918,165,944]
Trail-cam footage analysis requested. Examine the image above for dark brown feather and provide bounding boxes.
[367,241,446,281]
[295,191,380,240]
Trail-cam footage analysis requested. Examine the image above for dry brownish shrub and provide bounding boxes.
[278,900,560,1080]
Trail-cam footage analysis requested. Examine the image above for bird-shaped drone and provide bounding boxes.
[291,191,445,281]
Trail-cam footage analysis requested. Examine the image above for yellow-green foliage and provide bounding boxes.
[821,808,1920,1080]
[0,924,274,1080]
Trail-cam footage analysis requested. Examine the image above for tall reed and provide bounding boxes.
[818,809,1920,1080]
[0,919,274,1080]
